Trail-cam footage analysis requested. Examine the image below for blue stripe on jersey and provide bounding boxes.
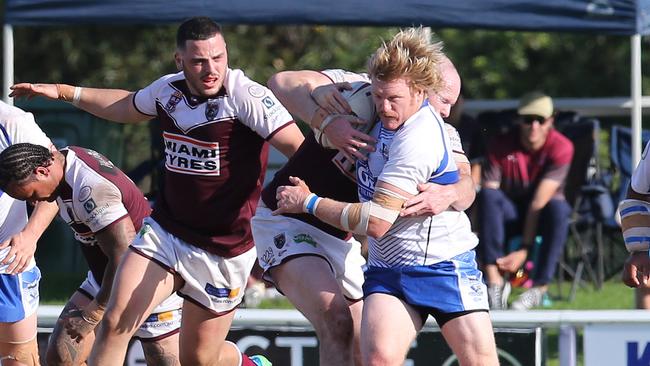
[428,170,460,185]
[0,124,11,146]
[0,273,24,322]
[621,205,650,217]
[427,107,458,184]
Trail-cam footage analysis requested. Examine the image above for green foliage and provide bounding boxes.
[436,29,643,99]
[6,24,650,182]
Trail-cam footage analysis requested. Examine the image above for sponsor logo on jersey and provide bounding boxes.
[165,91,183,113]
[293,233,317,247]
[78,186,92,202]
[87,202,112,228]
[163,132,220,176]
[356,160,376,201]
[205,99,220,120]
[143,310,180,326]
[261,96,275,109]
[204,283,240,300]
[273,233,286,249]
[247,85,266,98]
[85,149,117,175]
[83,198,97,213]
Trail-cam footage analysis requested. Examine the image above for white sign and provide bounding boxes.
[126,340,145,366]
[584,324,650,366]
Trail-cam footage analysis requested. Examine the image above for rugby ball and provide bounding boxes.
[314,81,377,149]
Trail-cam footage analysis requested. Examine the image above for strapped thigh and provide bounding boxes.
[0,336,40,366]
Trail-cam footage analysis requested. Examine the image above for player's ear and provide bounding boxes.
[174,52,183,71]
[34,165,49,178]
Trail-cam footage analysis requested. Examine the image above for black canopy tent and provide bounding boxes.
[4,0,650,160]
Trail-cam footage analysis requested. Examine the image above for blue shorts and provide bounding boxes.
[0,265,40,322]
[363,251,488,325]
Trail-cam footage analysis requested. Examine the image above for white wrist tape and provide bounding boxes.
[302,193,322,215]
[318,114,339,132]
[72,86,82,106]
[619,199,650,252]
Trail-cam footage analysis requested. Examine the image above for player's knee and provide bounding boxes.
[363,349,404,366]
[99,306,136,337]
[455,341,499,366]
[317,303,354,344]
[179,348,211,366]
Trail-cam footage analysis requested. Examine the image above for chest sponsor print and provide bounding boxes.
[356,160,376,201]
[163,132,220,176]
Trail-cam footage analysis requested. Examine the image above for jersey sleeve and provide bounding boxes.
[229,70,294,139]
[73,179,128,233]
[378,117,442,195]
[444,123,469,164]
[0,102,52,149]
[632,140,650,194]
[133,73,178,116]
[320,69,371,84]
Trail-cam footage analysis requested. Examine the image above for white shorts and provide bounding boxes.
[130,217,256,315]
[78,271,182,340]
[251,204,365,300]
[0,264,40,323]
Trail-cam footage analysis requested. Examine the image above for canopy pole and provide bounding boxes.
[631,34,642,167]
[3,24,14,105]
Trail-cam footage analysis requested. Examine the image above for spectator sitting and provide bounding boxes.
[477,92,574,310]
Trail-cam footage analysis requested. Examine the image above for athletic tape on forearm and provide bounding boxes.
[72,86,82,106]
[340,202,370,235]
[619,199,650,252]
[339,188,406,235]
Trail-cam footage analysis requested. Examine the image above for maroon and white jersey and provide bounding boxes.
[133,68,295,257]
[57,146,152,284]
[262,133,358,239]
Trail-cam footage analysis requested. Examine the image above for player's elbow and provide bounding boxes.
[366,219,392,239]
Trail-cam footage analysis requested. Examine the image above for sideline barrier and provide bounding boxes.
[38,306,650,366]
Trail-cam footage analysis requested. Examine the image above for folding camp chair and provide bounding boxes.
[556,117,610,299]
[599,125,650,280]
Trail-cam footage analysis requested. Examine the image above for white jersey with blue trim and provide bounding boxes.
[356,104,478,268]
[631,140,650,194]
[0,102,53,273]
